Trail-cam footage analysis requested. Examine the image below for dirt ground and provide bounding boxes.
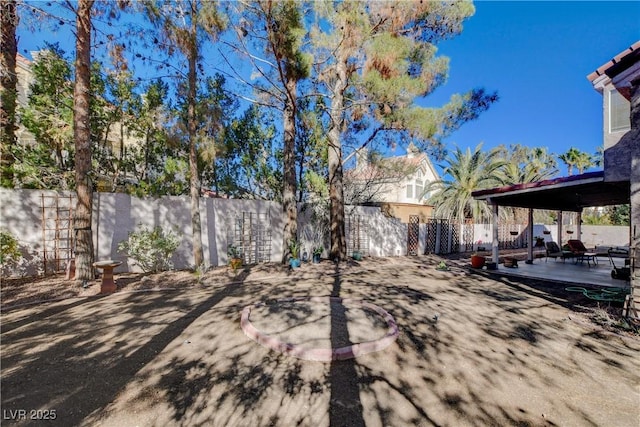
[1,255,639,426]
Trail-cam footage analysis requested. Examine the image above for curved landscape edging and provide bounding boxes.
[240,296,399,362]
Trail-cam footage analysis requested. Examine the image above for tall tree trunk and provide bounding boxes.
[73,0,95,282]
[0,0,18,188]
[188,20,204,269]
[328,53,348,261]
[282,78,297,263]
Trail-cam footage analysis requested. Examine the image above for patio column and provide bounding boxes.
[577,211,582,242]
[527,208,534,263]
[557,211,563,246]
[492,202,499,265]
[627,79,640,319]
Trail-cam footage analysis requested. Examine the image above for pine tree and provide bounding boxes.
[311,0,497,260]
[143,0,226,269]
[0,0,19,187]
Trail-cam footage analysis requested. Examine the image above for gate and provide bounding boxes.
[424,218,460,255]
[463,219,474,251]
[407,215,419,256]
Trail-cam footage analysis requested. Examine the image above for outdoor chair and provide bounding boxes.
[567,239,597,266]
[545,241,572,263]
[566,239,588,255]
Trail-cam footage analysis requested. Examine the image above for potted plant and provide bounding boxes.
[289,239,301,268]
[227,244,243,271]
[470,252,486,269]
[312,246,323,264]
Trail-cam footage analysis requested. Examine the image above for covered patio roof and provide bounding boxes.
[471,171,630,211]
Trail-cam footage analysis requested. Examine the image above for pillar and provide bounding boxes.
[492,203,499,265]
[527,208,534,263]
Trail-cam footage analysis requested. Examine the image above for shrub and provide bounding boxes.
[118,225,180,273]
[0,229,21,266]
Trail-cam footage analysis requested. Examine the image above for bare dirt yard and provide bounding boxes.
[1,256,639,426]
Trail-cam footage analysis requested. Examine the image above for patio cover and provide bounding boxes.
[471,171,630,211]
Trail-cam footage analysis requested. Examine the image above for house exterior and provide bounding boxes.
[588,40,639,318]
[587,40,639,183]
[473,40,639,318]
[346,142,439,222]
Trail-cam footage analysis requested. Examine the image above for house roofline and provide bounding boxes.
[587,40,640,83]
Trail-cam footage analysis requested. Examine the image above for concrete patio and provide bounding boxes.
[486,254,630,289]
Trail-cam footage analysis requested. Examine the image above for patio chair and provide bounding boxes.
[567,239,597,266]
[545,241,572,262]
[566,239,587,255]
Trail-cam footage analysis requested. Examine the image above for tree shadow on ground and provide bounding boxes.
[2,256,638,427]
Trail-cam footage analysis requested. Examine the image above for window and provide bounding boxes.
[415,179,424,200]
[406,184,413,199]
[610,89,630,133]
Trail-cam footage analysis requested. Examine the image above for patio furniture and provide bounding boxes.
[566,240,598,266]
[545,241,573,262]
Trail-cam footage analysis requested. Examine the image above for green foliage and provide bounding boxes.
[426,144,505,222]
[558,147,594,176]
[494,144,558,185]
[607,204,630,226]
[0,229,21,266]
[18,45,75,189]
[210,103,282,200]
[227,244,242,259]
[288,239,300,259]
[118,225,180,273]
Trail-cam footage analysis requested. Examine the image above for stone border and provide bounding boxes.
[240,296,399,362]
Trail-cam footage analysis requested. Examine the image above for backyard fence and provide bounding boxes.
[0,189,630,276]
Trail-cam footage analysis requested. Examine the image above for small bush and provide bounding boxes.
[0,229,21,266]
[118,225,180,273]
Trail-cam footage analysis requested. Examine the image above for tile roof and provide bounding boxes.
[587,40,640,83]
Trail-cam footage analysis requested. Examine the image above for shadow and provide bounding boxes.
[2,256,638,426]
[329,262,366,427]
[0,271,253,426]
[0,295,105,333]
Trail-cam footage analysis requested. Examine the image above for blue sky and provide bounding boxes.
[16,1,640,177]
[412,1,640,175]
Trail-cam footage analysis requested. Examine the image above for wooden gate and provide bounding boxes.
[407,215,419,256]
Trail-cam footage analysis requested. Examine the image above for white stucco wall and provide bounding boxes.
[1,189,629,276]
[1,189,408,276]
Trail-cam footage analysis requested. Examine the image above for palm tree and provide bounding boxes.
[426,144,504,222]
[558,147,581,176]
[593,145,604,168]
[495,144,558,184]
[574,150,595,174]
